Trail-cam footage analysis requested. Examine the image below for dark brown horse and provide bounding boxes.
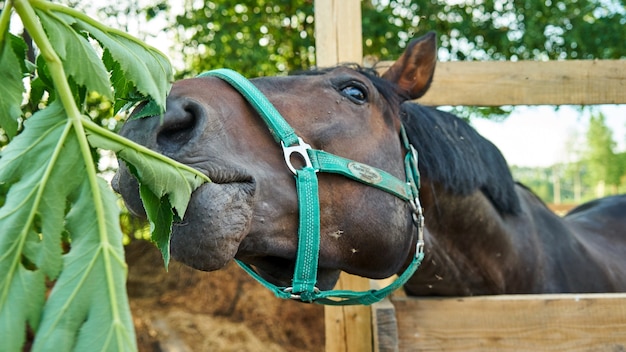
[114,33,626,298]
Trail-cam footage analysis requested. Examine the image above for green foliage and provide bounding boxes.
[152,0,625,120]
[365,0,626,61]
[584,111,623,189]
[172,0,315,77]
[0,0,209,350]
[152,0,626,80]
[87,128,207,267]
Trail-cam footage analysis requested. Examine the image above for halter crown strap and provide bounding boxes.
[197,69,299,146]
[198,68,424,305]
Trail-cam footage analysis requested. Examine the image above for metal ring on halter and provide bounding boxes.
[284,286,320,300]
[281,138,314,175]
[415,221,425,256]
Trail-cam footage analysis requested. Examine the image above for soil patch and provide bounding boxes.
[126,240,325,352]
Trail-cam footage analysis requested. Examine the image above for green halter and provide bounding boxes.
[197,69,425,305]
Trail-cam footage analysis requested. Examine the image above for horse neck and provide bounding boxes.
[404,180,540,296]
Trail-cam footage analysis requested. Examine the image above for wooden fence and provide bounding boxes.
[314,1,626,352]
[374,292,626,352]
[371,59,626,352]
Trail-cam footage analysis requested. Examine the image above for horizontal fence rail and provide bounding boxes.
[376,60,626,106]
[373,293,626,352]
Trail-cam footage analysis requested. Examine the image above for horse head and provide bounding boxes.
[113,33,437,292]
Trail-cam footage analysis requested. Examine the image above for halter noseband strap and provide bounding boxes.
[198,69,425,305]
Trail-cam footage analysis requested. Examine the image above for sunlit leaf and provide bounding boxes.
[2,1,188,350]
[35,9,113,100]
[87,132,206,219]
[0,266,46,352]
[72,17,172,110]
[87,128,208,266]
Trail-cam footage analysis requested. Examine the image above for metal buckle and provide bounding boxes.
[284,286,321,301]
[281,137,314,175]
[410,195,425,257]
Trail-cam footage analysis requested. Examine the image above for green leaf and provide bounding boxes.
[86,130,207,220]
[72,17,172,110]
[102,49,137,114]
[0,102,83,349]
[0,266,46,352]
[4,1,193,349]
[0,101,136,351]
[33,179,136,352]
[128,99,163,120]
[0,34,26,138]
[86,125,208,267]
[140,184,173,268]
[35,9,113,100]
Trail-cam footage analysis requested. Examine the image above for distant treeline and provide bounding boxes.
[511,152,626,205]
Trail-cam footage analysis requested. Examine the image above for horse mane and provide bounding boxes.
[294,65,521,215]
[400,104,522,215]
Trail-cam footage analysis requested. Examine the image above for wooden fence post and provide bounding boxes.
[314,1,373,351]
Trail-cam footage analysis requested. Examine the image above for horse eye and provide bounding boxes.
[340,84,368,104]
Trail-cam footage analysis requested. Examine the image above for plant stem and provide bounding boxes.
[13,0,123,334]
[0,1,13,46]
[14,0,81,120]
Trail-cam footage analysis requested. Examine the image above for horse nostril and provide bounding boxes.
[157,100,202,151]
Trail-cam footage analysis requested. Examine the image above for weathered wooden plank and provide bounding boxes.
[314,0,338,67]
[376,60,626,106]
[391,293,626,352]
[315,2,372,352]
[314,0,362,67]
[324,273,373,352]
[372,297,399,352]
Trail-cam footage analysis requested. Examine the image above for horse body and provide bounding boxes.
[405,179,626,296]
[114,32,626,297]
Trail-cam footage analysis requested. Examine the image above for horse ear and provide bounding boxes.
[381,32,437,100]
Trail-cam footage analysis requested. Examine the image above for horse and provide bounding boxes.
[113,32,626,300]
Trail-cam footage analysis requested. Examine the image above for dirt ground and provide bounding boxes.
[126,240,325,352]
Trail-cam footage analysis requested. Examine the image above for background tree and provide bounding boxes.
[149,0,625,120]
[171,0,316,77]
[151,0,626,79]
[584,112,623,196]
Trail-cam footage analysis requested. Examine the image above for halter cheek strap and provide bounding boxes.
[197,69,424,305]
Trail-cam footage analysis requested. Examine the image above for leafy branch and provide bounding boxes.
[0,1,209,351]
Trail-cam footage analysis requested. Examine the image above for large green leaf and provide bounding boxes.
[86,128,209,266]
[33,179,136,352]
[0,102,132,351]
[86,130,207,221]
[1,1,208,350]
[73,18,172,109]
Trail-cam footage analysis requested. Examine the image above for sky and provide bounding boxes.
[470,105,626,167]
